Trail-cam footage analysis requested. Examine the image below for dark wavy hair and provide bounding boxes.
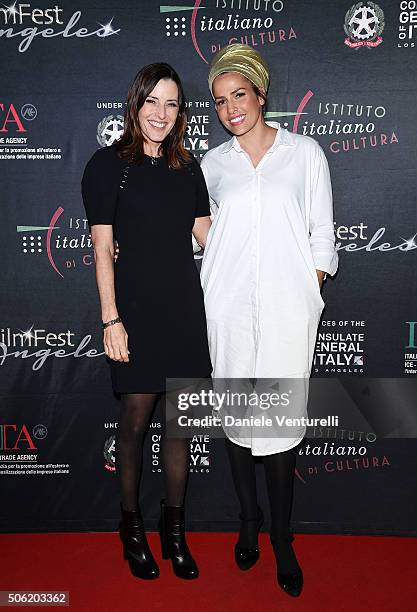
[115,62,192,169]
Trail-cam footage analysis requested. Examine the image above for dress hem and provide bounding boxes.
[225,426,306,456]
[112,369,213,395]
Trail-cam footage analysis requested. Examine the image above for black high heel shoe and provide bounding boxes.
[234,506,264,571]
[119,504,159,580]
[158,499,199,580]
[271,534,303,597]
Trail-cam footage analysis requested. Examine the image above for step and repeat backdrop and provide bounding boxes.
[1,1,417,534]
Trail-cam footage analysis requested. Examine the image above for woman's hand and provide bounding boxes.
[104,322,130,362]
[316,270,326,290]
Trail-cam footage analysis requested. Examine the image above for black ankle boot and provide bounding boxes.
[119,504,159,580]
[234,506,264,571]
[271,534,303,597]
[158,499,199,579]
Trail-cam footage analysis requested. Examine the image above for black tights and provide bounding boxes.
[226,438,299,572]
[116,393,190,511]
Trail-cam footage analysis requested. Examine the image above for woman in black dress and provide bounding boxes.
[81,63,212,581]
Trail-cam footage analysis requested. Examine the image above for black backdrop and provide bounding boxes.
[1,0,417,535]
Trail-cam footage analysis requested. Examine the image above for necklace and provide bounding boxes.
[150,155,158,166]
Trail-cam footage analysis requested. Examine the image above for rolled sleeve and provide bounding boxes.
[309,144,339,277]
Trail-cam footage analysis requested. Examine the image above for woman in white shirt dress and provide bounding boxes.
[200,44,338,597]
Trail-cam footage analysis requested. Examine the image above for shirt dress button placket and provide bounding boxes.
[239,151,256,369]
[254,170,262,368]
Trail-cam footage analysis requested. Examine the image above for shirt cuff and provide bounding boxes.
[312,251,339,277]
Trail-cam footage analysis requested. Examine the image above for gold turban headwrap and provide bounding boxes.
[208,43,270,97]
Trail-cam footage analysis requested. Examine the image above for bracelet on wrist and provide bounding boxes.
[103,316,122,329]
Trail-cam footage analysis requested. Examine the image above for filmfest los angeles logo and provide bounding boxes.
[0,2,120,53]
[0,324,104,371]
[160,0,296,63]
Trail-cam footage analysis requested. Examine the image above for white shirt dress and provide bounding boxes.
[200,122,339,455]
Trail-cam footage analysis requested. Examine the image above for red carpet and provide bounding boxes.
[1,533,416,611]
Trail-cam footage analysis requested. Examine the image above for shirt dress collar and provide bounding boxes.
[220,121,296,154]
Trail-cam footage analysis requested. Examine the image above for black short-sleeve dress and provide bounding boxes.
[81,144,212,393]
